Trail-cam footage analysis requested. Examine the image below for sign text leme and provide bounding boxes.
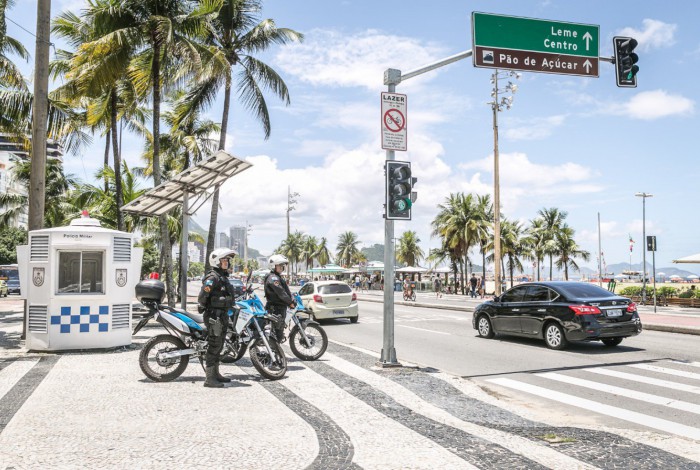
[472,12,599,77]
[381,92,407,152]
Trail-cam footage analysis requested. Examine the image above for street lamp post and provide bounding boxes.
[635,192,653,303]
[489,70,519,296]
[287,186,299,239]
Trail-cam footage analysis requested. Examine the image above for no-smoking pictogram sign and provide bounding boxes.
[381,92,407,151]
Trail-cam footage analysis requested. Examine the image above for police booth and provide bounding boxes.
[17,213,143,351]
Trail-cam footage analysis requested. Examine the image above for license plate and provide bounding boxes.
[607,309,623,317]
[333,310,345,315]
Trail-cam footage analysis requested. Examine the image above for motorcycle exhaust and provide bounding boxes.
[159,348,195,360]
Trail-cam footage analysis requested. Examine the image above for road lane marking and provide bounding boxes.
[584,368,700,395]
[671,360,700,369]
[487,377,700,441]
[538,372,700,416]
[628,363,700,381]
[397,324,451,335]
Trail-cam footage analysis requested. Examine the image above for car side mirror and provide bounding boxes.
[493,295,501,302]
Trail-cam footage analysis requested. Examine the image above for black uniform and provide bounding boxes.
[198,267,234,367]
[264,270,294,340]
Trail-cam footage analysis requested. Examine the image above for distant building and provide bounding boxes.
[216,232,230,249]
[187,241,201,264]
[230,225,246,257]
[193,240,205,263]
[0,135,64,229]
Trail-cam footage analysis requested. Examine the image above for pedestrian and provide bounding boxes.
[264,255,297,344]
[433,277,442,298]
[469,273,478,298]
[354,274,361,291]
[197,248,237,388]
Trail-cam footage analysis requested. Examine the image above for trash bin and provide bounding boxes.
[394,280,402,292]
[17,213,143,351]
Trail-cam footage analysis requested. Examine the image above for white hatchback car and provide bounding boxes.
[297,281,359,323]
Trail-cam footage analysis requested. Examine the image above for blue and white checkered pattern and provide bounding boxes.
[50,306,109,334]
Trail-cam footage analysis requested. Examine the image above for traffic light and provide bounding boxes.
[613,36,639,88]
[385,160,417,220]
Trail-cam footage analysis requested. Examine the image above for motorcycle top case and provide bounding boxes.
[135,280,166,303]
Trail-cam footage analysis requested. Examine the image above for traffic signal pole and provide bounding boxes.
[379,50,472,367]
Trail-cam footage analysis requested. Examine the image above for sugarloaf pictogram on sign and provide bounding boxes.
[381,92,407,151]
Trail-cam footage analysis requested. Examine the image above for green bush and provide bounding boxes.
[679,289,694,299]
[619,286,641,296]
[657,286,678,298]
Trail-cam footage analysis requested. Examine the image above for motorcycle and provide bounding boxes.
[133,279,286,382]
[222,286,328,363]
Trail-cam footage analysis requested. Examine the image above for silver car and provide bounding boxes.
[298,281,359,323]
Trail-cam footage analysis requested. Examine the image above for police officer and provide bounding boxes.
[264,255,295,343]
[198,248,237,388]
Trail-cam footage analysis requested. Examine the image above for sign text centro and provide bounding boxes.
[472,12,600,77]
[381,92,407,152]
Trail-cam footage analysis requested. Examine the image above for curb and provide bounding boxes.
[357,297,700,336]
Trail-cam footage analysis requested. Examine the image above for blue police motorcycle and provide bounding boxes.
[133,279,286,382]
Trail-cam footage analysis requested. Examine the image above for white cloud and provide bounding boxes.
[616,90,694,120]
[618,19,677,52]
[275,29,447,90]
[504,114,567,140]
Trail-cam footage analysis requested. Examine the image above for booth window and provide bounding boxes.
[58,251,104,294]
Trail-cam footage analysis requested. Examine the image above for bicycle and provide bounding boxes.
[402,287,416,302]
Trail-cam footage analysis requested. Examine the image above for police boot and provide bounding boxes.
[275,329,286,344]
[215,364,231,383]
[204,366,224,388]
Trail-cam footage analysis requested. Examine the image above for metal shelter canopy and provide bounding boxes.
[120,150,252,217]
[673,253,700,264]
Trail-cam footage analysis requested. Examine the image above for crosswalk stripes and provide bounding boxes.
[486,360,700,441]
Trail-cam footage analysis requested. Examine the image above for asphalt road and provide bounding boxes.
[321,299,700,438]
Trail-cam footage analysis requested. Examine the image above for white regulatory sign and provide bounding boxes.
[381,92,407,151]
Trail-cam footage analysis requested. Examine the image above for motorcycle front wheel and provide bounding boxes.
[289,323,328,361]
[249,337,287,380]
[139,334,189,382]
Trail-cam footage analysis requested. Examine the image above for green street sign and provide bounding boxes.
[472,12,600,77]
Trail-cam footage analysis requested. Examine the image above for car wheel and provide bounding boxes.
[544,322,568,350]
[476,315,495,339]
[601,337,623,347]
[350,315,359,324]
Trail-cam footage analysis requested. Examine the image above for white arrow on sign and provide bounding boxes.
[583,59,592,73]
[583,32,592,51]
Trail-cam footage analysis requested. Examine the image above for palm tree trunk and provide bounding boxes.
[536,259,541,281]
[481,248,486,285]
[564,261,569,281]
[549,255,553,281]
[103,128,110,192]
[509,256,514,287]
[152,39,174,306]
[205,72,232,271]
[111,90,124,232]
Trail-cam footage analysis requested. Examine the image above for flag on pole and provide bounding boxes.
[629,234,635,252]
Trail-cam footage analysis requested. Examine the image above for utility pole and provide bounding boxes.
[244,220,251,269]
[287,186,299,239]
[28,0,51,231]
[635,192,653,303]
[489,70,519,296]
[379,49,472,368]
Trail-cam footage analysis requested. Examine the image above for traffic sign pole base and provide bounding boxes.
[377,348,401,368]
[376,359,403,368]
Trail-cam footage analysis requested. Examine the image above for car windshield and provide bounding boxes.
[556,283,617,299]
[230,280,243,286]
[319,284,352,295]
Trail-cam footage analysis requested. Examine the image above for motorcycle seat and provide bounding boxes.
[170,307,204,324]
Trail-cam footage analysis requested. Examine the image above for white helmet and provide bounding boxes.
[268,254,289,269]
[210,248,238,268]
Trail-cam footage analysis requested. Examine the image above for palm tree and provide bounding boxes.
[314,237,332,267]
[278,230,304,276]
[554,225,590,280]
[0,158,76,227]
[525,218,548,281]
[301,235,318,273]
[475,194,493,282]
[0,0,28,90]
[487,218,527,288]
[71,162,148,233]
[396,231,425,267]
[336,231,360,267]
[175,0,303,272]
[427,242,459,289]
[538,207,568,280]
[73,0,219,304]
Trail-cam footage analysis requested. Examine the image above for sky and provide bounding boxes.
[5,0,700,273]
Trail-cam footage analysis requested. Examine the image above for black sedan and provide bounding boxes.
[472,282,642,350]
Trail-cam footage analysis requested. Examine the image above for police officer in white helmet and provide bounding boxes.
[197,248,237,388]
[264,254,296,343]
